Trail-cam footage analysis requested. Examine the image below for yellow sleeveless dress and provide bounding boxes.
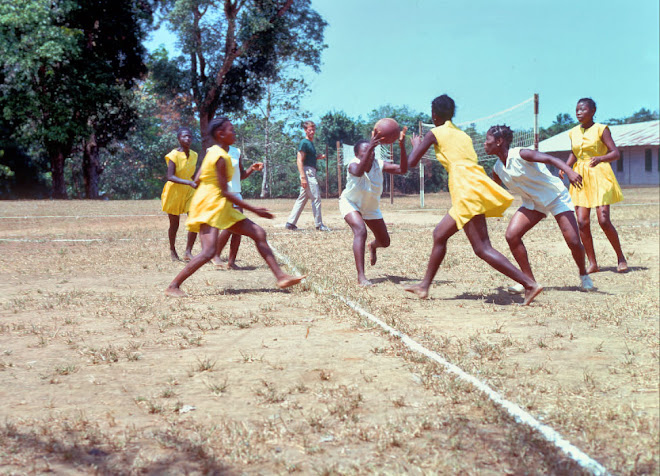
[431,122,513,230]
[161,149,198,215]
[186,145,246,233]
[568,123,623,208]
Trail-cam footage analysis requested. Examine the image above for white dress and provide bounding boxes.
[492,147,573,216]
[339,157,385,220]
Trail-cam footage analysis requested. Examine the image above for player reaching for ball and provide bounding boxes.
[340,124,408,286]
[403,95,543,305]
[165,117,305,297]
[485,124,594,292]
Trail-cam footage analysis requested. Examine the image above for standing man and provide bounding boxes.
[286,121,330,231]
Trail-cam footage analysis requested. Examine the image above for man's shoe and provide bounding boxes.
[316,224,331,232]
[285,222,298,231]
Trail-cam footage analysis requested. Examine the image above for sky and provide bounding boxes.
[146,0,660,129]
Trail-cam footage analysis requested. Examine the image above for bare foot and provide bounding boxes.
[170,251,181,262]
[183,251,194,262]
[211,258,223,267]
[522,283,543,306]
[276,275,306,289]
[586,262,599,274]
[226,262,239,270]
[358,278,374,287]
[369,242,377,266]
[403,283,429,299]
[164,286,187,298]
[617,260,628,273]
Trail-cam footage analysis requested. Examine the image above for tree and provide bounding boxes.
[156,0,326,148]
[0,0,155,198]
[606,108,659,125]
[539,113,576,141]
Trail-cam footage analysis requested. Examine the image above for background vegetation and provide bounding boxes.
[1,1,658,200]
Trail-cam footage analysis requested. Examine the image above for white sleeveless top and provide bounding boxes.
[227,146,241,193]
[341,156,384,213]
[492,147,567,207]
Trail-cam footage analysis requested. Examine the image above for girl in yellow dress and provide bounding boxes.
[161,127,199,262]
[165,117,304,297]
[559,98,627,273]
[403,95,542,305]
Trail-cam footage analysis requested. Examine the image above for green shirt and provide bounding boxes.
[299,139,317,169]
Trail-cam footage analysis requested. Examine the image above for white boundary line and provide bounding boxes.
[0,214,163,219]
[271,245,610,476]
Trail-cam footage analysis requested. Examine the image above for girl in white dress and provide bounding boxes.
[339,128,408,286]
[485,125,594,291]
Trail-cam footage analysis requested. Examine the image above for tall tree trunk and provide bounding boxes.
[50,147,67,199]
[82,134,103,199]
[200,112,212,151]
[260,89,272,198]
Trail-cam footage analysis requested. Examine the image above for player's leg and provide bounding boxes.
[307,169,326,230]
[344,211,371,286]
[212,230,231,266]
[229,219,304,288]
[554,211,588,276]
[596,205,627,272]
[505,207,545,282]
[165,224,218,297]
[167,214,180,261]
[403,213,459,299]
[576,206,598,273]
[365,218,390,266]
[184,230,197,262]
[464,214,542,306]
[227,234,242,269]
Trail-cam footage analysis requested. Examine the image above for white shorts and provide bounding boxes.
[338,196,383,220]
[521,189,574,216]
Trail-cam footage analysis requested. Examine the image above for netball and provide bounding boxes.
[373,118,400,144]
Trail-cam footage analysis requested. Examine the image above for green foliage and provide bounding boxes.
[606,108,659,125]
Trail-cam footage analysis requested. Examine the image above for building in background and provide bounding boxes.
[539,120,659,186]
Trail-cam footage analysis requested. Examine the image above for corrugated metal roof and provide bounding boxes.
[539,120,659,153]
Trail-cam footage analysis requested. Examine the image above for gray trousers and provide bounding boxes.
[287,166,323,227]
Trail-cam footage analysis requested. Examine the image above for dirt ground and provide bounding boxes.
[0,188,658,475]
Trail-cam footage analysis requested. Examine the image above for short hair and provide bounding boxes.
[487,124,514,147]
[302,120,316,129]
[432,94,456,121]
[577,98,597,112]
[177,127,192,138]
[208,117,231,138]
[353,139,370,157]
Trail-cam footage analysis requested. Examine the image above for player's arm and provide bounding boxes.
[520,149,582,189]
[589,127,620,167]
[166,159,197,188]
[406,131,436,168]
[349,136,379,177]
[296,150,308,188]
[216,158,273,218]
[383,126,409,175]
[559,151,577,180]
[239,154,264,180]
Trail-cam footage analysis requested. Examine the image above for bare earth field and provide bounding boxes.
[0,188,658,475]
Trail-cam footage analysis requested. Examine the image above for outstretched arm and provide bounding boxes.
[520,149,582,189]
[406,131,436,169]
[383,126,409,175]
[238,155,264,180]
[216,158,273,219]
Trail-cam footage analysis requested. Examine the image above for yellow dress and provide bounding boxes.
[431,122,513,230]
[568,123,623,207]
[186,145,246,233]
[161,149,198,215]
